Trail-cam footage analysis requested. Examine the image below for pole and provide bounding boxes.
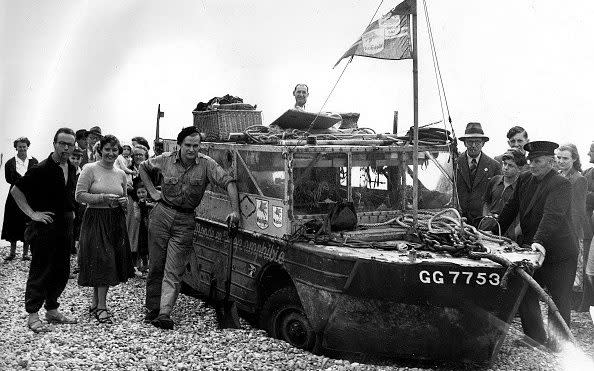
[155,104,163,142]
[392,111,399,134]
[411,0,419,227]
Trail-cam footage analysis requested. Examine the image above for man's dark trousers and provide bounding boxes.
[25,219,70,313]
[519,257,577,344]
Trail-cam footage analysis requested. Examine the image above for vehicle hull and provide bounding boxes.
[184,219,531,362]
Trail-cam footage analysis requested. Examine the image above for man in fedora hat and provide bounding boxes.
[497,140,578,348]
[456,122,501,226]
[81,126,102,165]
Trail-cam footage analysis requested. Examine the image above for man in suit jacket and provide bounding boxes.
[79,126,102,167]
[498,141,578,347]
[456,122,501,226]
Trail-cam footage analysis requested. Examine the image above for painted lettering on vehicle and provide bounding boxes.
[195,223,285,264]
[418,270,501,286]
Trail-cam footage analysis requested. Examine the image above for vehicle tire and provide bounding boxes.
[259,286,318,351]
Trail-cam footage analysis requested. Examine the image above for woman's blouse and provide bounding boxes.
[75,162,127,208]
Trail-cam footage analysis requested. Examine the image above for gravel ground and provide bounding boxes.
[1,242,593,371]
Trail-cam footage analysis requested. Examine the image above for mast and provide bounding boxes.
[411,0,419,226]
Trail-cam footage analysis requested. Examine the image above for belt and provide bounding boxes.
[159,200,195,214]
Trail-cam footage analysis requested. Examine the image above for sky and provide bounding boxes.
[1,0,594,222]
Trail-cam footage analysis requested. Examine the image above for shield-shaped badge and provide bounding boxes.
[272,206,283,228]
[256,199,269,229]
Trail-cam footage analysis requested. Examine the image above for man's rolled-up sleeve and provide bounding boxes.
[206,158,234,190]
[140,153,167,174]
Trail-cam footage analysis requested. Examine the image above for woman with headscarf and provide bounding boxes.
[2,137,38,261]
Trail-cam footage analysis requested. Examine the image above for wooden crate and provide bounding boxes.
[193,109,262,141]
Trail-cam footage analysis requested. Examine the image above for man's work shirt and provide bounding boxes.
[140,151,234,210]
[483,175,519,239]
[14,153,77,221]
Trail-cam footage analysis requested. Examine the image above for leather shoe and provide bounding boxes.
[46,311,77,324]
[151,314,174,330]
[143,310,159,323]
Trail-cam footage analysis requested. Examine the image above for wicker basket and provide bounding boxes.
[193,109,262,141]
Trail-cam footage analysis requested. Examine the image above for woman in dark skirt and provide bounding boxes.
[2,137,38,261]
[75,134,134,323]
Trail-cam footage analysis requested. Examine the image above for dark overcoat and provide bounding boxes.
[498,169,578,262]
[1,156,38,241]
[456,151,501,224]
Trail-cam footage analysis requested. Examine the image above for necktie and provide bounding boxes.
[470,158,477,181]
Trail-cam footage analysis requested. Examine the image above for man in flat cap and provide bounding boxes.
[456,122,501,226]
[498,141,578,348]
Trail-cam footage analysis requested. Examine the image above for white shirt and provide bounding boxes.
[467,152,481,168]
[15,155,31,177]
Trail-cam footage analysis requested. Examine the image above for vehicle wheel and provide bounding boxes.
[259,286,318,351]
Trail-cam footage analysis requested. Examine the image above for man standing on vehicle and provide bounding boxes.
[11,127,79,332]
[497,141,578,348]
[293,83,309,111]
[139,126,240,329]
[456,122,501,226]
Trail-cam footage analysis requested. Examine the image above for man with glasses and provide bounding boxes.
[456,122,501,226]
[10,128,78,333]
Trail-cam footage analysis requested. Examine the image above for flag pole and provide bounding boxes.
[411,0,419,227]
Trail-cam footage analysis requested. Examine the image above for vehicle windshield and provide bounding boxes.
[293,150,453,215]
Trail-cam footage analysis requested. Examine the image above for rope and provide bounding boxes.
[289,0,386,149]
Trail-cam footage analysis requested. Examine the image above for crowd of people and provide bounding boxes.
[1,125,239,332]
[455,122,594,349]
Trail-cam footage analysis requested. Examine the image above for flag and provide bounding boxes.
[334,0,414,67]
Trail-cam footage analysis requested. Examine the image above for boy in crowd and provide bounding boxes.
[132,182,154,276]
[69,147,84,255]
[482,148,526,241]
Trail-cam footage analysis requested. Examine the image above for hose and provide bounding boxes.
[469,251,577,345]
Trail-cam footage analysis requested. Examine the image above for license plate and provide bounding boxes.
[419,270,501,286]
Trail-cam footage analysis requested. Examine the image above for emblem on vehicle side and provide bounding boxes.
[272,206,283,228]
[247,264,256,278]
[256,199,269,229]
